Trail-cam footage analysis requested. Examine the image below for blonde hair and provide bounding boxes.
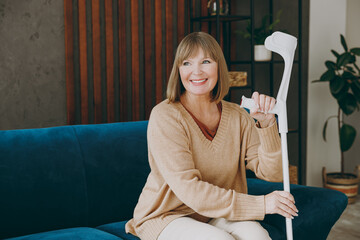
[166,32,229,103]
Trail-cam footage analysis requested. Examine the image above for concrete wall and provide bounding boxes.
[0,0,66,130]
[307,0,347,186]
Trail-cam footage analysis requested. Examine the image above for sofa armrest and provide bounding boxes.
[247,178,347,240]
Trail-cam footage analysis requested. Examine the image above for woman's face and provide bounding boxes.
[179,48,218,99]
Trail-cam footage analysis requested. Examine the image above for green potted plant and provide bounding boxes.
[237,10,283,61]
[313,34,360,203]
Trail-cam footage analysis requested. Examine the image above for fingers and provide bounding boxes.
[259,94,265,112]
[264,96,270,113]
[251,91,260,113]
[251,92,276,113]
[278,197,298,219]
[265,191,299,219]
[278,191,295,204]
[250,92,276,127]
[269,97,276,112]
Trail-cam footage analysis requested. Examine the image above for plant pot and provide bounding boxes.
[254,45,272,61]
[322,167,360,204]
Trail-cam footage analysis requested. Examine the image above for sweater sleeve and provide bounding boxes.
[147,105,265,221]
[244,116,283,182]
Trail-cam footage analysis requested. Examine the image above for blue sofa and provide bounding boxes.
[0,121,347,240]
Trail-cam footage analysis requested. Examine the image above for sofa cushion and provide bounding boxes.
[6,227,122,240]
[97,221,140,240]
[247,178,348,240]
[0,127,89,239]
[73,121,150,227]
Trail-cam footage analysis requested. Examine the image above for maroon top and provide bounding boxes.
[182,102,222,141]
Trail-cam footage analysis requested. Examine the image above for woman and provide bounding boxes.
[126,32,298,240]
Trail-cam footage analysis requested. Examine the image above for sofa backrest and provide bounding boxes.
[0,121,150,239]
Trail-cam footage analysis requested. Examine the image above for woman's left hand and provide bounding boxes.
[249,91,276,128]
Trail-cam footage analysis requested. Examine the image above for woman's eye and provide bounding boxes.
[202,60,211,64]
[182,61,190,66]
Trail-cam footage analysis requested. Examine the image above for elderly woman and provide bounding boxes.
[126,32,298,240]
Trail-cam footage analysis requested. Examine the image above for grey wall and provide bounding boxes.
[344,111,360,173]
[0,0,66,130]
[345,0,360,174]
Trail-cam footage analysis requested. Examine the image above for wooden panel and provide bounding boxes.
[200,0,208,32]
[165,0,173,85]
[64,0,75,125]
[65,0,190,123]
[92,0,102,123]
[131,0,140,121]
[144,0,152,119]
[177,0,185,43]
[154,0,162,103]
[118,0,127,122]
[105,0,114,122]
[78,0,89,124]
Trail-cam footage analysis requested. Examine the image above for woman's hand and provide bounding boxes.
[265,191,298,219]
[249,91,276,128]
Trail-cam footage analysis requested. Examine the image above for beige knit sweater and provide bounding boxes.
[125,99,282,240]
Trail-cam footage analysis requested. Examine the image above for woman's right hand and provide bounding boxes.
[265,191,298,219]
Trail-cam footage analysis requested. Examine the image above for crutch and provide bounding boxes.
[240,31,297,240]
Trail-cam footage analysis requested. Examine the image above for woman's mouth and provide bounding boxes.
[190,78,207,85]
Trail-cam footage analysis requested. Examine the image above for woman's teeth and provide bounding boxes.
[192,79,207,83]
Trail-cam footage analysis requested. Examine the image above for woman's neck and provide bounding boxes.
[180,92,218,117]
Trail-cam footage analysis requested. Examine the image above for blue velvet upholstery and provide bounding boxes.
[7,227,122,240]
[72,122,149,227]
[0,126,89,238]
[247,178,348,240]
[97,221,140,240]
[0,121,347,239]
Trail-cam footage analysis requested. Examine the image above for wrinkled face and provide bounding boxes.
[179,48,218,99]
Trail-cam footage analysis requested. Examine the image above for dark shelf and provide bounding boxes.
[230,60,299,65]
[288,129,299,134]
[190,0,306,185]
[229,85,252,89]
[191,15,250,22]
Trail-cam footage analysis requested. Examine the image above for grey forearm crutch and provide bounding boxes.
[240,31,298,240]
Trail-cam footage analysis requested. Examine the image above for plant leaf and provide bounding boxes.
[322,120,329,141]
[350,48,360,56]
[312,79,322,83]
[349,54,356,64]
[275,9,283,20]
[340,124,357,152]
[341,34,348,52]
[261,15,268,31]
[342,71,356,80]
[337,52,352,67]
[350,80,360,102]
[331,50,340,58]
[268,10,281,31]
[320,70,335,82]
[325,61,336,70]
[345,66,356,73]
[338,93,357,115]
[330,76,346,95]
[322,116,338,141]
[331,82,349,100]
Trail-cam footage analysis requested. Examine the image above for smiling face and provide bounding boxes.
[179,48,218,100]
[166,32,229,103]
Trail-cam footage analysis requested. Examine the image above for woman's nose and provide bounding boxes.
[192,64,203,74]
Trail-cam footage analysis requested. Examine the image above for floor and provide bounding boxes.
[327,195,360,239]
